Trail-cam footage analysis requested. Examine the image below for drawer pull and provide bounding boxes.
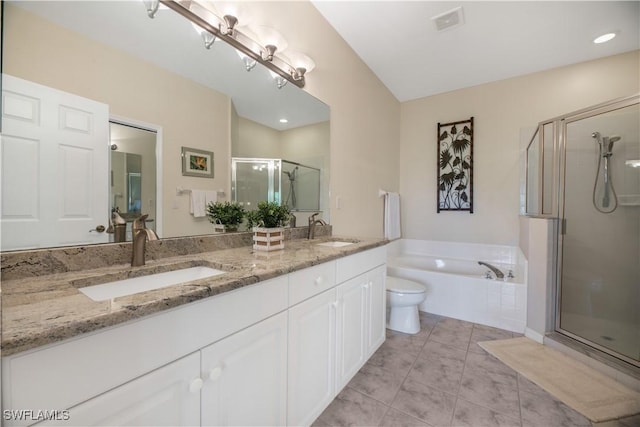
[209,366,223,381]
[314,277,323,286]
[189,377,204,393]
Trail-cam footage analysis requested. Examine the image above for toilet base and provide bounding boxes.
[387,305,420,334]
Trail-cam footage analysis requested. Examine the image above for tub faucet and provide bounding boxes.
[307,213,327,240]
[131,214,159,267]
[478,261,504,279]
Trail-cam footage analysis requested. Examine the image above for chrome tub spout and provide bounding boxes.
[478,261,504,279]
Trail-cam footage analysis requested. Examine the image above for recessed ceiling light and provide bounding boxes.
[279,118,288,124]
[593,32,616,44]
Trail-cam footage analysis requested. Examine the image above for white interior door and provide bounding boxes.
[1,75,110,250]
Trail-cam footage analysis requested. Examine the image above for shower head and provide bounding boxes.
[603,135,621,153]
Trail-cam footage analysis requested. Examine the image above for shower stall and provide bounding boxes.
[231,157,321,211]
[526,94,639,369]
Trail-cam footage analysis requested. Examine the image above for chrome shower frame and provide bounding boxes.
[525,93,640,370]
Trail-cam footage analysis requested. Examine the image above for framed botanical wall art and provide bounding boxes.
[182,146,214,178]
[437,117,474,213]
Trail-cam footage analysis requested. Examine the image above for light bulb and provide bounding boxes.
[236,50,257,71]
[593,32,616,44]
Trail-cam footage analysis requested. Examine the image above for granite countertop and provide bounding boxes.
[1,236,387,356]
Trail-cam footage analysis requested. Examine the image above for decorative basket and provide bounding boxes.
[252,227,285,251]
[213,219,226,233]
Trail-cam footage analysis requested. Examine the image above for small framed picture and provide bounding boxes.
[182,147,214,178]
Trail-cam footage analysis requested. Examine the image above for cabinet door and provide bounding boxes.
[367,265,387,357]
[201,312,287,426]
[335,274,367,390]
[287,288,337,427]
[42,353,201,426]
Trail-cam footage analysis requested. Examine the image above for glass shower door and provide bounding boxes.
[559,103,640,365]
[231,158,281,209]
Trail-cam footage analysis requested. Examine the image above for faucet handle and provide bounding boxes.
[133,214,149,231]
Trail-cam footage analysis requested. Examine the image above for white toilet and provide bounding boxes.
[386,276,427,334]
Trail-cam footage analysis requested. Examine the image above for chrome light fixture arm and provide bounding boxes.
[159,0,307,88]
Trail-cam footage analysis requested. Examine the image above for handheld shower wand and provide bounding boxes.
[591,132,619,213]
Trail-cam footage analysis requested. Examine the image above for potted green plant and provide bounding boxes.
[246,201,291,251]
[206,201,245,232]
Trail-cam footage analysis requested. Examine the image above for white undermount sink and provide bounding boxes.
[316,241,355,248]
[79,266,225,302]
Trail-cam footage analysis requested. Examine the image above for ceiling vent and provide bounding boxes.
[431,6,464,32]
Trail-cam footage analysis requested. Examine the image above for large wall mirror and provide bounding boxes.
[1,0,330,251]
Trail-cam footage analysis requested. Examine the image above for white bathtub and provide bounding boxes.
[387,239,527,333]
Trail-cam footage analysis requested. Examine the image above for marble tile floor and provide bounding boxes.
[313,312,640,427]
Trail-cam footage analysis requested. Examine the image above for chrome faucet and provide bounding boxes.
[478,261,504,279]
[307,212,327,240]
[131,214,159,267]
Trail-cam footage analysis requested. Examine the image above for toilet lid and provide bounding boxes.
[386,276,425,294]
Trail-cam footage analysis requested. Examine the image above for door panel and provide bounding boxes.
[1,75,109,250]
[201,312,287,426]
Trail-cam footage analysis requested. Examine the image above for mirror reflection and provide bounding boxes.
[232,158,321,213]
[109,122,158,241]
[1,1,330,251]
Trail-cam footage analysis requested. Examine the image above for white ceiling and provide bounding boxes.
[13,1,639,112]
[312,1,640,102]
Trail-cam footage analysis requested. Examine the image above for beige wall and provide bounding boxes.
[234,117,282,158]
[246,2,401,238]
[400,50,640,245]
[3,4,231,238]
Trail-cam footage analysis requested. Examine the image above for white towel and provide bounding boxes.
[190,190,217,217]
[384,192,401,240]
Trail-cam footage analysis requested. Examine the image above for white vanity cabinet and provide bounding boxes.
[336,263,386,390]
[287,246,387,426]
[287,288,338,427]
[201,311,288,426]
[335,274,368,389]
[38,311,288,427]
[2,245,387,427]
[36,352,202,427]
[365,265,387,357]
[2,276,288,427]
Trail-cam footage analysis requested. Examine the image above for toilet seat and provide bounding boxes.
[386,276,425,294]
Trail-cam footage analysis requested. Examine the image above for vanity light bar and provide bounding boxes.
[159,0,307,88]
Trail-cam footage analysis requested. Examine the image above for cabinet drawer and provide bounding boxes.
[336,246,387,283]
[289,261,336,306]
